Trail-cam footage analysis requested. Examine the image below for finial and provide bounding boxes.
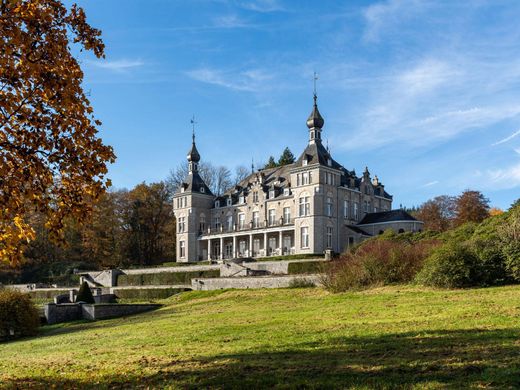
[326,138,330,153]
[313,71,318,104]
[190,115,197,143]
[251,157,254,174]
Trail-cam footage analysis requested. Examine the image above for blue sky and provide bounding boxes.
[73,0,520,209]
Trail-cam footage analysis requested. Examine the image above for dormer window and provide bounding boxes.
[303,159,308,166]
[181,187,185,193]
[327,158,332,167]
[227,198,232,206]
[283,188,290,196]
[269,190,275,199]
[215,200,220,208]
[200,187,205,193]
[239,196,245,204]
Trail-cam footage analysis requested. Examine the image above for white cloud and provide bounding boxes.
[515,148,520,155]
[238,0,283,12]
[363,0,427,42]
[486,162,520,189]
[492,129,520,146]
[213,14,251,28]
[186,67,274,92]
[398,60,459,95]
[422,180,439,187]
[89,59,144,72]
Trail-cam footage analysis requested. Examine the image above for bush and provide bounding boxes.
[117,270,220,286]
[416,242,481,288]
[76,281,95,303]
[287,261,324,275]
[0,289,40,341]
[288,278,316,288]
[323,239,440,292]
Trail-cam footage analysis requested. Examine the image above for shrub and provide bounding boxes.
[0,289,40,341]
[416,242,481,288]
[322,239,440,292]
[117,270,220,286]
[76,281,95,303]
[288,278,316,288]
[287,261,324,275]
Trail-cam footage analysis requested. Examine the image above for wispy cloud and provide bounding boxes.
[422,180,439,188]
[186,67,274,92]
[492,129,520,146]
[486,162,520,189]
[212,14,252,28]
[515,148,520,155]
[88,59,144,72]
[238,0,283,13]
[363,0,428,42]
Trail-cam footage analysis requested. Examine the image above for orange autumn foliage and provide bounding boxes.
[0,1,115,265]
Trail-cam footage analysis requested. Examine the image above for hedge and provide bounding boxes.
[27,289,71,300]
[117,270,220,286]
[113,288,189,300]
[287,261,326,275]
[254,254,323,262]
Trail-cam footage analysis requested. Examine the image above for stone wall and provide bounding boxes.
[191,274,321,291]
[122,265,219,275]
[44,303,82,324]
[44,303,161,324]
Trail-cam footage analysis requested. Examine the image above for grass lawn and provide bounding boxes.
[1,285,519,389]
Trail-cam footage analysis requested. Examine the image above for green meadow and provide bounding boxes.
[1,285,519,389]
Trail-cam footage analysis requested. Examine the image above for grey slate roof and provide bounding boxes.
[294,141,343,170]
[357,210,418,225]
[181,172,213,196]
[346,225,372,236]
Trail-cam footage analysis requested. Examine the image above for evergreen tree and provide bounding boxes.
[265,156,277,169]
[278,147,295,166]
[76,281,95,304]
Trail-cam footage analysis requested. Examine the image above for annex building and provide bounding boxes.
[173,94,423,262]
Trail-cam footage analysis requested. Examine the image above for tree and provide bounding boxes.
[264,156,277,169]
[234,165,250,185]
[167,161,231,196]
[0,1,115,265]
[278,147,295,166]
[416,195,456,232]
[489,207,504,217]
[454,190,490,226]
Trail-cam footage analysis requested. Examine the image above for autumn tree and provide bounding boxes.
[0,1,115,264]
[454,190,490,226]
[278,147,295,166]
[416,195,456,231]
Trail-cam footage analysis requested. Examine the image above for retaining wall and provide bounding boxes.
[191,274,322,291]
[44,303,162,324]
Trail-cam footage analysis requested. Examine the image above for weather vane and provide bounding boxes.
[190,114,197,141]
[313,71,318,97]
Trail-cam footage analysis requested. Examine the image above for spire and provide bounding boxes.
[306,72,324,143]
[187,116,200,172]
[251,157,255,174]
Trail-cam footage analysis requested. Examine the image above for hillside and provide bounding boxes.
[1,286,519,389]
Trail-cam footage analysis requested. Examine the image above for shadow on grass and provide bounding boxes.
[5,328,520,389]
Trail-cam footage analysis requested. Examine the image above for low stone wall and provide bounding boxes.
[81,303,161,321]
[44,303,162,324]
[191,274,322,291]
[45,303,82,324]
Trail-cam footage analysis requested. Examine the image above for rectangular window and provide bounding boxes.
[178,217,185,233]
[179,241,185,258]
[326,227,333,248]
[302,172,309,185]
[227,198,232,206]
[297,174,300,186]
[326,197,333,216]
[226,215,233,231]
[253,192,259,203]
[343,200,349,218]
[283,207,291,224]
[239,196,245,204]
[354,203,359,220]
[299,196,310,216]
[199,216,205,232]
[238,213,245,229]
[214,216,221,230]
[252,211,260,228]
[268,209,276,226]
[301,227,309,248]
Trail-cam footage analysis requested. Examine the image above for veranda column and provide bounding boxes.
[279,231,283,256]
[263,232,268,256]
[207,239,211,261]
[219,237,223,260]
[249,234,253,257]
[232,235,237,259]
